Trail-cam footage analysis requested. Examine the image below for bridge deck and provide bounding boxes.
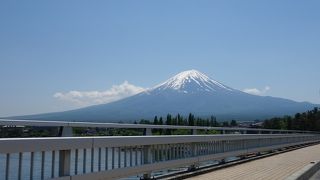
[187,144,320,180]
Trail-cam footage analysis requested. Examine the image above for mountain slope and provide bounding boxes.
[10,70,317,122]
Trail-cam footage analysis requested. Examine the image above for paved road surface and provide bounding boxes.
[186,144,320,180]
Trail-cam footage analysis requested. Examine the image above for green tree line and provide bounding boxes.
[263,107,320,131]
[137,113,238,127]
[137,113,238,135]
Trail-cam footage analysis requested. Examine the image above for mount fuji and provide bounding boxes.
[11,70,317,122]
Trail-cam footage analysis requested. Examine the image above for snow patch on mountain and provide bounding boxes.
[153,70,234,93]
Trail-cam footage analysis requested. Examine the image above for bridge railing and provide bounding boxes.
[0,119,316,136]
[0,134,320,180]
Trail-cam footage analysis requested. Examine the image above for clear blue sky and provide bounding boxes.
[1,0,320,116]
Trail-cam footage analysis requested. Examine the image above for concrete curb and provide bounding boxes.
[285,161,320,180]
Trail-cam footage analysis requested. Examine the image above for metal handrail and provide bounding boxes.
[0,134,319,180]
[0,134,315,153]
[0,119,316,134]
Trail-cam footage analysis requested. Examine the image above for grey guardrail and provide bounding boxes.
[0,134,316,153]
[0,119,316,134]
[1,134,320,180]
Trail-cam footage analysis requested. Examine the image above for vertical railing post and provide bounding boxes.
[188,142,198,171]
[143,146,152,163]
[59,150,71,177]
[142,145,152,179]
[143,128,152,136]
[142,127,153,179]
[192,129,197,135]
[5,153,10,180]
[58,125,72,177]
[51,151,55,178]
[75,149,78,174]
[18,152,22,180]
[41,151,45,180]
[59,126,73,137]
[30,152,34,180]
[142,128,153,179]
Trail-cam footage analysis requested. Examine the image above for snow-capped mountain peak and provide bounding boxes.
[14,69,317,122]
[153,70,233,93]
